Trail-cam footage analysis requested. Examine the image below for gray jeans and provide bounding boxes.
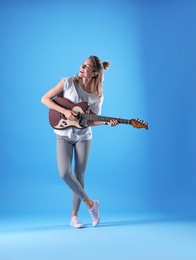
[56,135,92,211]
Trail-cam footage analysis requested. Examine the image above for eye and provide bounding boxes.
[81,63,92,70]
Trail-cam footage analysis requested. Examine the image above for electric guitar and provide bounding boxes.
[49,97,148,130]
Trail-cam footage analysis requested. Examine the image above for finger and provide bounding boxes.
[69,116,75,121]
[72,111,77,116]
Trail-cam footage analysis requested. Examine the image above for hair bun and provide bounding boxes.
[102,61,110,70]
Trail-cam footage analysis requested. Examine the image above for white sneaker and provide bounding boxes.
[89,200,100,227]
[70,216,85,228]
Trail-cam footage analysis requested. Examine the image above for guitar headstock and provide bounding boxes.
[131,118,148,130]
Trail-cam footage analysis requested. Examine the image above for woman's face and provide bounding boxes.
[78,58,95,79]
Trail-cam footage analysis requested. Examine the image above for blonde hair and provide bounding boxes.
[73,56,110,97]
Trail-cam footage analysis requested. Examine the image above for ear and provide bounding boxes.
[92,72,98,77]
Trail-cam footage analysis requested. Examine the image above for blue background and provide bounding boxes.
[1,0,196,219]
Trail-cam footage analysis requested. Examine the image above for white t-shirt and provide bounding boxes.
[54,77,104,141]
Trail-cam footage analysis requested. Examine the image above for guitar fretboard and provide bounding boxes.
[81,113,131,125]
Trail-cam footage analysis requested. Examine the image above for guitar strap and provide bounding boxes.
[52,90,64,101]
[56,91,64,97]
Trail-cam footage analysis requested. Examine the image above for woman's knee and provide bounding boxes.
[59,170,70,181]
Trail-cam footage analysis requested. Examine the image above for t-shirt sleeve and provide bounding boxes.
[62,77,80,103]
[63,77,70,90]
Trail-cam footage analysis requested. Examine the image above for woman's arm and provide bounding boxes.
[41,79,74,120]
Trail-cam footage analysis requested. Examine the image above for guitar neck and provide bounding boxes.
[82,113,131,125]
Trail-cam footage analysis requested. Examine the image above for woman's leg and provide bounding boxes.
[72,139,91,216]
[56,135,89,201]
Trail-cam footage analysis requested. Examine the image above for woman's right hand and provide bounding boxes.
[63,109,76,121]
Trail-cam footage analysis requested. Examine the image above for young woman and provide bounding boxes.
[41,56,118,228]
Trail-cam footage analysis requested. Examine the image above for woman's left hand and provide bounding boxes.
[108,119,119,127]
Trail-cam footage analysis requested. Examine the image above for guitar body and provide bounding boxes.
[49,97,89,130]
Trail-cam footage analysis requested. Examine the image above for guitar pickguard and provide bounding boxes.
[53,105,85,129]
